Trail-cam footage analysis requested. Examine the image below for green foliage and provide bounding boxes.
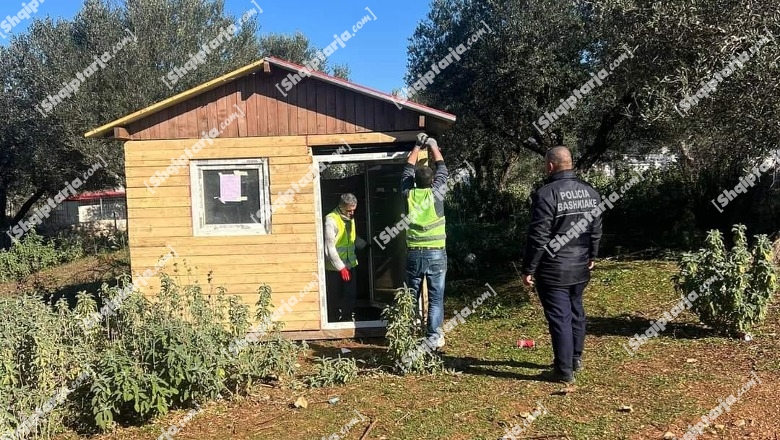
[259,31,350,79]
[445,182,530,276]
[584,167,701,251]
[673,225,777,336]
[382,287,444,375]
[409,0,780,175]
[0,231,85,283]
[0,275,304,437]
[67,227,128,256]
[305,356,359,388]
[475,300,513,320]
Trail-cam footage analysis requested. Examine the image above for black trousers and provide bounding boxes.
[326,268,356,322]
[536,280,588,377]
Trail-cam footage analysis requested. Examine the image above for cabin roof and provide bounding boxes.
[85,57,456,139]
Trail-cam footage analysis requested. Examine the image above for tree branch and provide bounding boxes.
[12,188,47,225]
[575,93,635,170]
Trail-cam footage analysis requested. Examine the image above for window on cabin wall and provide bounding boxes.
[190,159,271,236]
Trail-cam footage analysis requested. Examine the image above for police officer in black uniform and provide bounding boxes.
[521,146,603,383]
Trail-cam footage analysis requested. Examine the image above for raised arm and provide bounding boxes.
[425,138,448,190]
[401,133,429,195]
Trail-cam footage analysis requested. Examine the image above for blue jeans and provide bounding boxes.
[535,281,588,378]
[406,249,447,338]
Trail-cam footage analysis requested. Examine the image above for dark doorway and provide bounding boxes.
[319,160,406,324]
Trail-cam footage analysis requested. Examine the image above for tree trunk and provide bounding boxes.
[13,189,47,225]
[0,188,47,248]
[497,154,517,192]
[0,186,9,249]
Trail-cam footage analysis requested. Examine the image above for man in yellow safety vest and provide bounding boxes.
[324,193,367,322]
[401,133,449,348]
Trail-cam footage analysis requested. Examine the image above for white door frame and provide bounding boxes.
[312,151,407,330]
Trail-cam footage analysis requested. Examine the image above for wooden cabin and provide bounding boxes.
[85,57,456,339]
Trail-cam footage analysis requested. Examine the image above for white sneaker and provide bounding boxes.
[435,334,446,349]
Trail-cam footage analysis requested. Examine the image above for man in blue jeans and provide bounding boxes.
[521,146,602,383]
[401,133,448,349]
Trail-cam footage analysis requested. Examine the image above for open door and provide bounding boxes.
[313,152,407,330]
[365,162,407,308]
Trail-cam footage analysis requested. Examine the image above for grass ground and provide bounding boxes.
[5,256,778,439]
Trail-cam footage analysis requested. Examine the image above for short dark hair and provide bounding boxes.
[415,166,434,188]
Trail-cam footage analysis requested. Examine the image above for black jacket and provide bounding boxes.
[521,170,603,286]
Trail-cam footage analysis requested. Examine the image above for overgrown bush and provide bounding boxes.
[64,226,128,255]
[382,287,443,375]
[305,356,359,388]
[0,231,84,283]
[0,275,304,438]
[673,224,777,336]
[585,167,701,252]
[445,182,530,277]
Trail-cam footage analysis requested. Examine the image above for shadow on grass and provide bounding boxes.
[443,355,551,381]
[587,314,716,339]
[40,278,121,308]
[306,341,555,382]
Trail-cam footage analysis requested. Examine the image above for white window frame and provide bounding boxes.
[189,158,271,236]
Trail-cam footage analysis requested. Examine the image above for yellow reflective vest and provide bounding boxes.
[406,188,446,248]
[325,209,358,270]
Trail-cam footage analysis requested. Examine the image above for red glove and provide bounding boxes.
[339,267,351,282]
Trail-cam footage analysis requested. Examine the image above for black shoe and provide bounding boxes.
[540,369,575,384]
[573,358,583,373]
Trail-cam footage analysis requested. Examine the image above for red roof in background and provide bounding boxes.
[66,190,126,202]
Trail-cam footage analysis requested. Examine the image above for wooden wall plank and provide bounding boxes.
[365,95,376,130]
[245,74,258,137]
[129,234,316,247]
[305,80,317,135]
[129,253,317,266]
[224,82,240,137]
[185,99,198,138]
[345,91,356,134]
[131,243,317,258]
[235,76,249,137]
[174,102,189,139]
[197,91,210,138]
[336,87,347,133]
[206,87,219,133]
[305,131,419,146]
[130,156,311,168]
[126,174,319,189]
[125,162,314,178]
[354,94,366,133]
[277,80,289,136]
[147,110,160,140]
[326,83,337,134]
[128,225,316,239]
[127,197,192,208]
[373,98,385,132]
[256,73,269,137]
[316,81,327,133]
[229,81,242,137]
[287,82,298,135]
[295,80,307,135]
[267,73,279,136]
[127,206,191,219]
